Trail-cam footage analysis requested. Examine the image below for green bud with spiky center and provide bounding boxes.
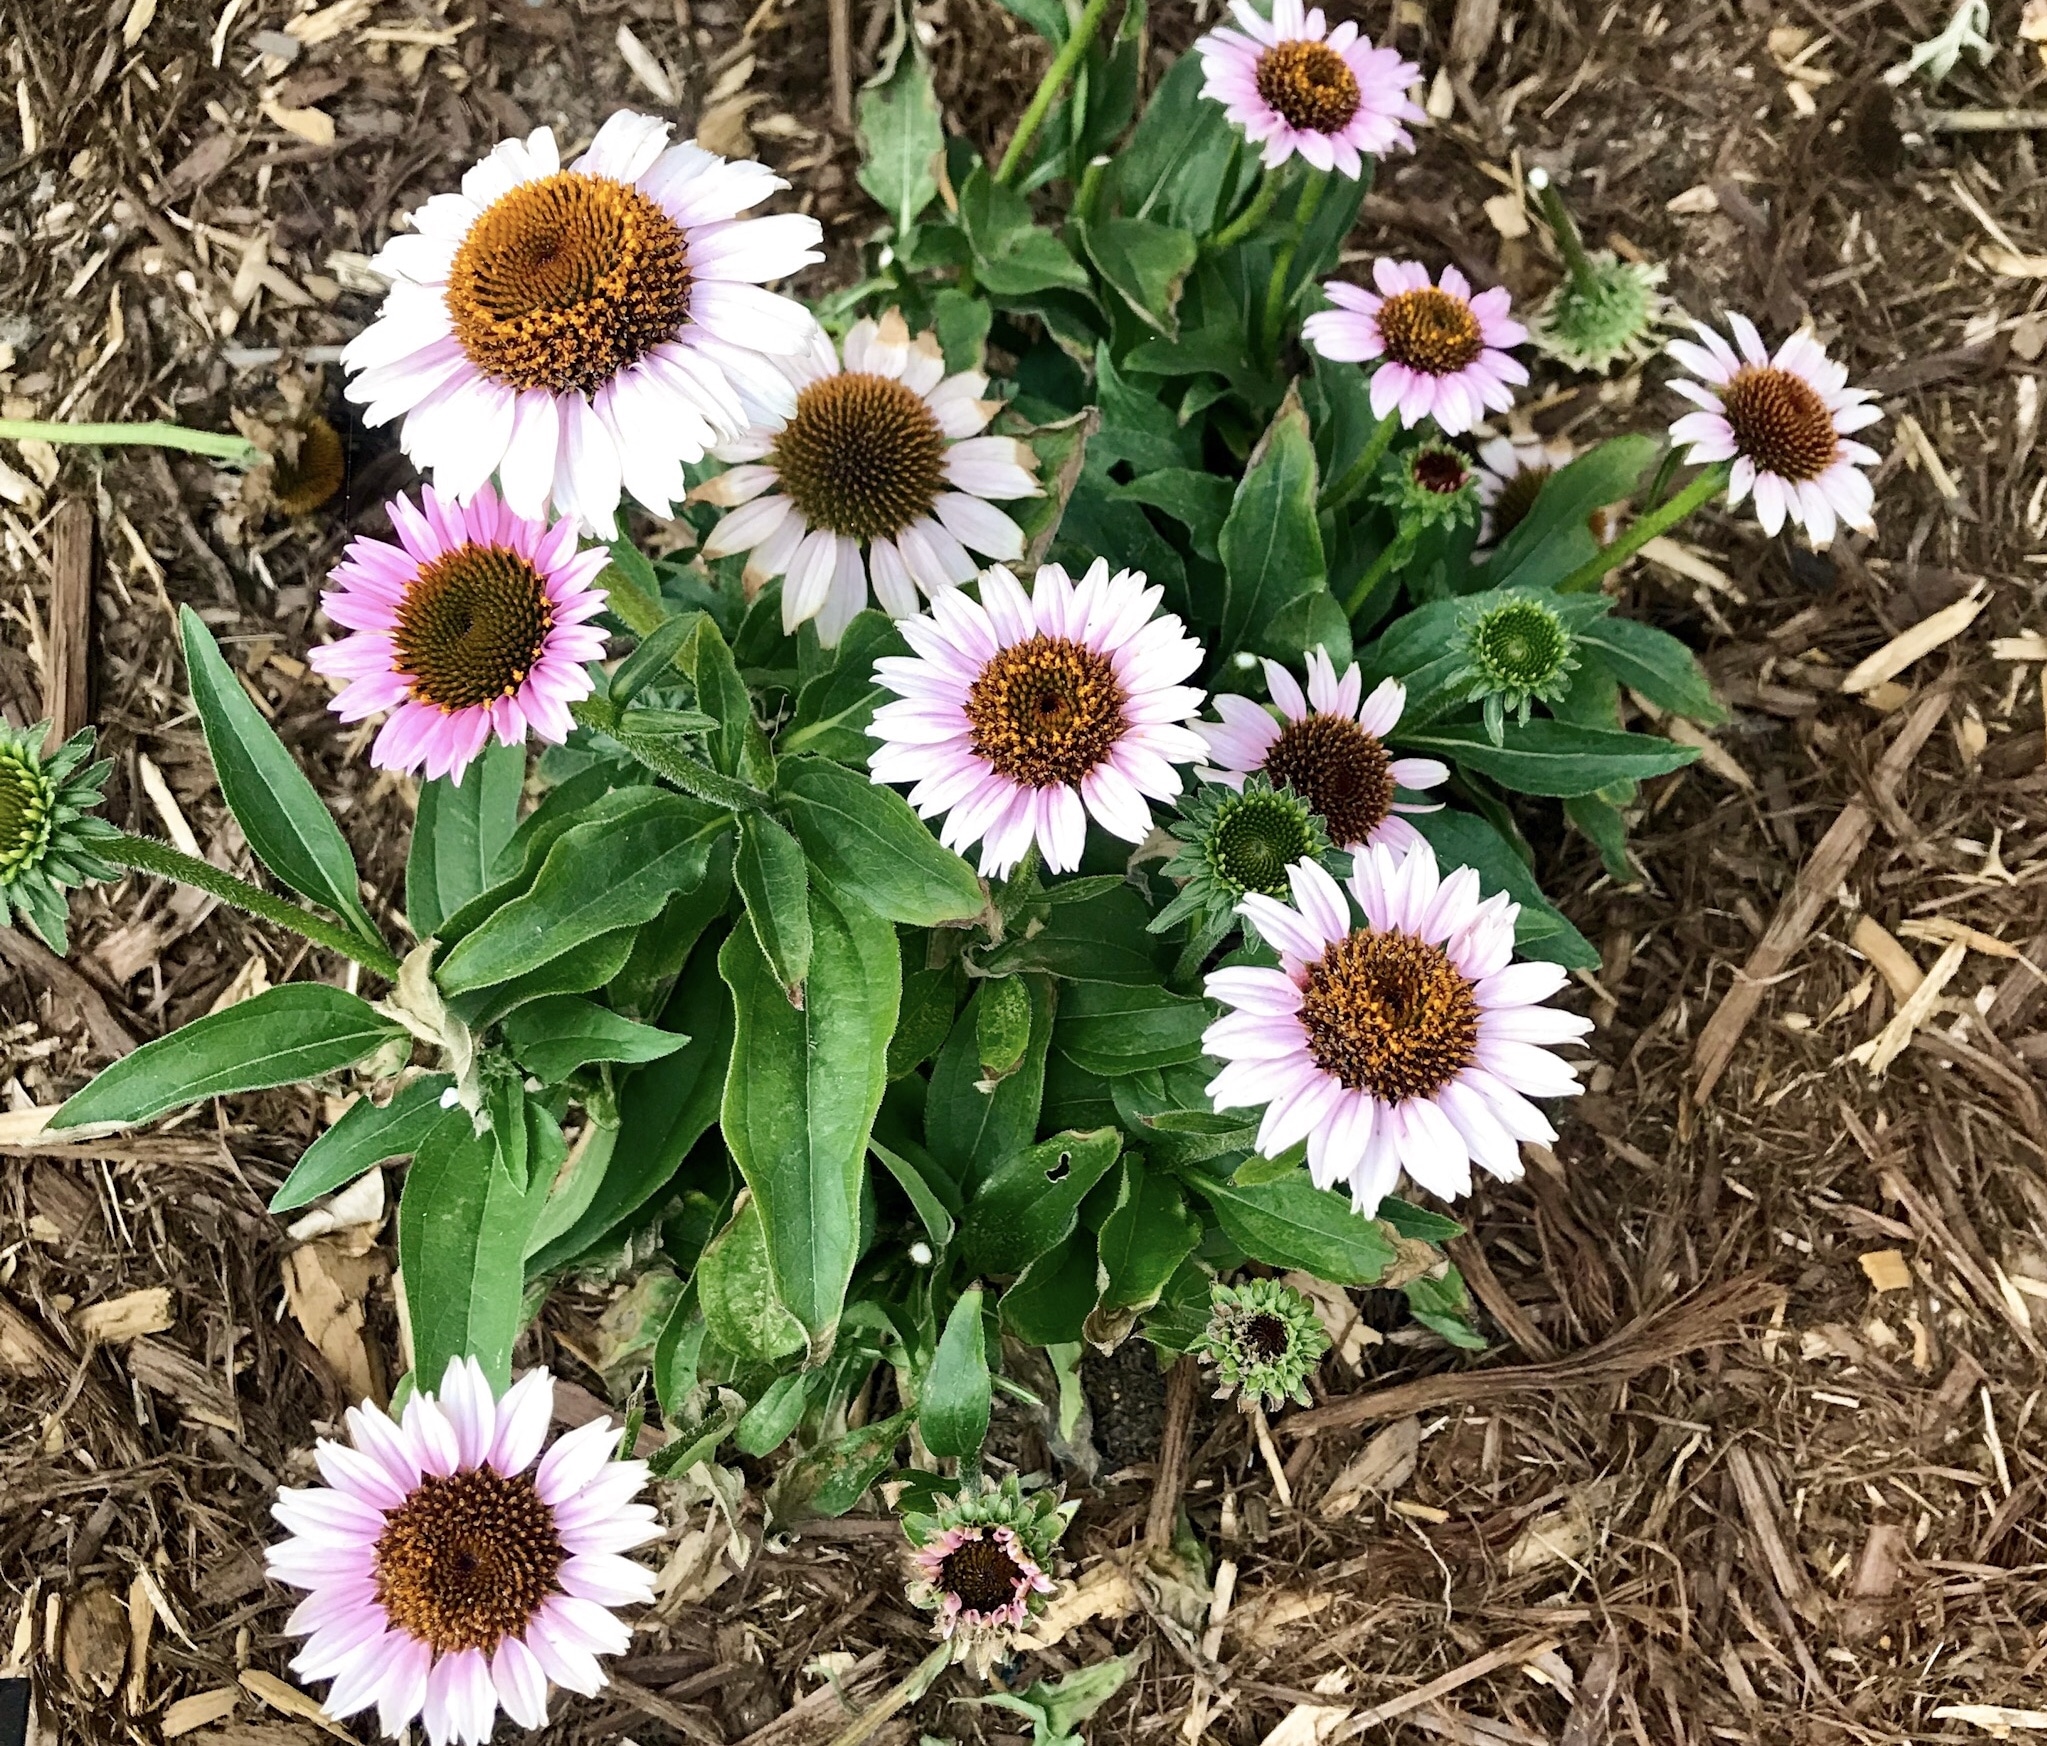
[1152,776,1344,949]
[0,721,120,955]
[1372,441,1481,536]
[1529,253,1671,375]
[1192,1277,1331,1413]
[1449,593,1580,747]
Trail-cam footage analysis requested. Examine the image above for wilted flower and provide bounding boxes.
[0,722,118,954]
[694,311,1040,645]
[1449,592,1581,745]
[309,482,608,786]
[1203,845,1591,1216]
[904,1474,1073,1671]
[1192,1277,1331,1411]
[1372,440,1482,534]
[868,560,1208,880]
[1303,260,1527,436]
[341,111,823,534]
[1153,775,1339,940]
[267,1359,660,1745]
[1667,315,1881,546]
[1193,0,1422,178]
[1195,650,1446,855]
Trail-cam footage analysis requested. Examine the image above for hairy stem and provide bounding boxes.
[570,697,767,813]
[1555,461,1728,594]
[0,418,262,467]
[994,0,1118,188]
[1205,167,1280,255]
[1319,408,1400,517]
[1527,169,1598,301]
[1342,528,1416,618]
[102,833,402,978]
[1259,169,1328,362]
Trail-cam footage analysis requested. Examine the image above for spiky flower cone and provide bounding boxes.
[0,722,119,953]
[1192,1277,1331,1411]
[902,1474,1074,1674]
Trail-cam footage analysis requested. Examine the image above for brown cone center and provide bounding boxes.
[1376,288,1486,376]
[1260,714,1394,849]
[1299,929,1481,1104]
[1489,464,1551,541]
[1719,365,1838,483]
[771,371,949,542]
[446,171,693,396]
[965,635,1128,790]
[939,1533,1029,1617]
[1255,40,1361,135]
[393,543,555,712]
[372,1467,566,1656]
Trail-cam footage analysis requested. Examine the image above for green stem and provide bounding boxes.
[1555,461,1728,594]
[1342,530,1416,618]
[102,833,402,979]
[1205,168,1280,256]
[1319,408,1399,517]
[1528,169,1598,301]
[570,697,768,813]
[1259,169,1328,363]
[0,418,262,467]
[994,0,1118,188]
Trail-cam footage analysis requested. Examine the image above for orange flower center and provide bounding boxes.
[1299,929,1481,1103]
[1260,714,1394,849]
[1255,40,1361,135]
[1719,365,1838,483]
[1376,288,1486,376]
[965,635,1127,790]
[372,1467,565,1655]
[393,543,554,712]
[771,371,949,542]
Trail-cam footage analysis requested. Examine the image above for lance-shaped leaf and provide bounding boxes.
[957,1128,1122,1277]
[1184,1165,1395,1285]
[1396,719,1699,797]
[271,1073,452,1212]
[1218,385,1327,658]
[407,741,525,942]
[735,812,813,1001]
[779,755,984,928]
[500,995,690,1085]
[926,975,1054,1192]
[856,32,943,235]
[919,1287,991,1459]
[1086,1155,1200,1347]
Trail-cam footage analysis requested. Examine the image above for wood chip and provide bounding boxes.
[1841,586,1984,693]
[74,1287,173,1344]
[162,1687,239,1736]
[240,1670,361,1742]
[1851,915,1924,1000]
[60,1585,127,1698]
[1665,717,1752,788]
[258,100,334,147]
[616,24,678,104]
[1639,535,1744,598]
[1930,1705,2047,1734]
[1893,412,1963,501]
[42,499,93,748]
[126,1338,241,1434]
[1848,939,1967,1074]
[1319,1417,1420,1518]
[1861,1249,1914,1292]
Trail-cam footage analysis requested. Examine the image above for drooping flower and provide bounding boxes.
[693,312,1040,646]
[1195,649,1447,855]
[1303,260,1528,436]
[341,111,824,535]
[1448,592,1580,744]
[1152,775,1340,942]
[1193,0,1423,177]
[267,1359,660,1746]
[903,1474,1073,1672]
[0,721,119,954]
[867,560,1208,880]
[1192,1277,1331,1412]
[1666,315,1882,546]
[1372,439,1482,535]
[309,482,608,786]
[1202,845,1591,1216]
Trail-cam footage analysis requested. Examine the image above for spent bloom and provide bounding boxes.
[1666,315,1881,546]
[694,311,1040,645]
[341,111,823,534]
[1194,0,1422,178]
[1203,845,1591,1216]
[0,721,119,954]
[1195,649,1446,856]
[1304,260,1528,436]
[904,1474,1073,1672]
[867,560,1208,880]
[309,482,608,785]
[1192,1277,1331,1412]
[267,1359,660,1746]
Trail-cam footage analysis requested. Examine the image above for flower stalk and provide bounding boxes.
[570,697,769,813]
[1555,460,1727,593]
[994,0,1119,187]
[1319,408,1399,517]
[0,418,262,467]
[1260,167,1329,361]
[1205,164,1281,255]
[1527,168,1597,301]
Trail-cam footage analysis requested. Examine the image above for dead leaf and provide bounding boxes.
[1259,1670,1354,1746]
[616,23,678,104]
[285,1167,386,1243]
[75,1287,173,1344]
[61,1586,128,1698]
[206,953,272,1014]
[1319,1416,1420,1518]
[163,1688,240,1736]
[1011,1555,1141,1649]
[282,1238,385,1406]
[1281,1271,1378,1368]
[1848,939,1968,1074]
[1504,1478,1618,1576]
[697,94,763,159]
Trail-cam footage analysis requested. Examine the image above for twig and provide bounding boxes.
[1330,1632,1561,1738]
[1446,1235,1556,1360]
[732,1650,888,1746]
[0,929,138,1058]
[43,498,93,750]
[1250,1404,1293,1509]
[1144,1355,1199,1550]
[828,0,853,127]
[1924,108,2047,132]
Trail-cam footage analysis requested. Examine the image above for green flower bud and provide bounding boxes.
[1372,441,1481,536]
[0,721,120,954]
[1449,593,1580,746]
[1153,777,1342,946]
[1192,1277,1331,1412]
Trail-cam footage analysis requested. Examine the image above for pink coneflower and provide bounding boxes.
[909,1523,1055,1636]
[308,482,608,785]
[1195,650,1447,855]
[692,311,1040,646]
[342,111,823,535]
[1194,0,1423,178]
[1303,260,1528,436]
[867,560,1208,880]
[1666,316,1881,546]
[266,1359,659,1745]
[1203,846,1591,1215]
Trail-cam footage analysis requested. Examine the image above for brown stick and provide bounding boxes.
[0,927,138,1059]
[1447,1234,1557,1361]
[1285,1274,1777,1438]
[828,0,854,127]
[1144,1354,1199,1550]
[1692,687,1949,1103]
[43,497,94,750]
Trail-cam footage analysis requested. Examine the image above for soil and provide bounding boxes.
[2,0,2046,1742]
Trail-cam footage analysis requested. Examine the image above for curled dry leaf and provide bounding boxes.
[1318,1415,1420,1519]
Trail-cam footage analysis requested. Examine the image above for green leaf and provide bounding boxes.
[890,962,964,1079]
[1219,384,1327,658]
[500,995,689,1085]
[999,1233,1097,1345]
[678,612,774,786]
[857,38,944,234]
[698,1197,808,1363]
[1407,808,1598,970]
[925,975,1053,1191]
[270,1074,452,1213]
[608,613,700,706]
[981,883,1171,984]
[1091,1155,1200,1331]
[1109,469,1233,562]
[1577,616,1726,724]
[977,975,1035,1079]
[437,794,725,993]
[1002,406,1098,568]
[933,289,993,373]
[1113,49,1237,231]
[735,1371,813,1457]
[484,1069,532,1191]
[1398,719,1699,797]
[178,607,381,950]
[779,755,985,927]
[1487,435,1658,593]
[869,1134,958,1247]
[958,1128,1121,1277]
[1184,1166,1395,1285]
[1405,1264,1487,1350]
[408,741,525,942]
[1054,980,1212,1077]
[971,1655,1137,1745]
[1081,217,1196,334]
[719,880,899,1343]
[452,927,640,1031]
[958,164,1092,296]
[920,1286,991,1459]
[400,1103,544,1390]
[770,1407,914,1521]
[1089,343,1199,475]
[1564,792,1637,883]
[991,0,1068,41]
[53,985,406,1131]
[606,837,736,1020]
[779,613,909,761]
[735,812,813,1000]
